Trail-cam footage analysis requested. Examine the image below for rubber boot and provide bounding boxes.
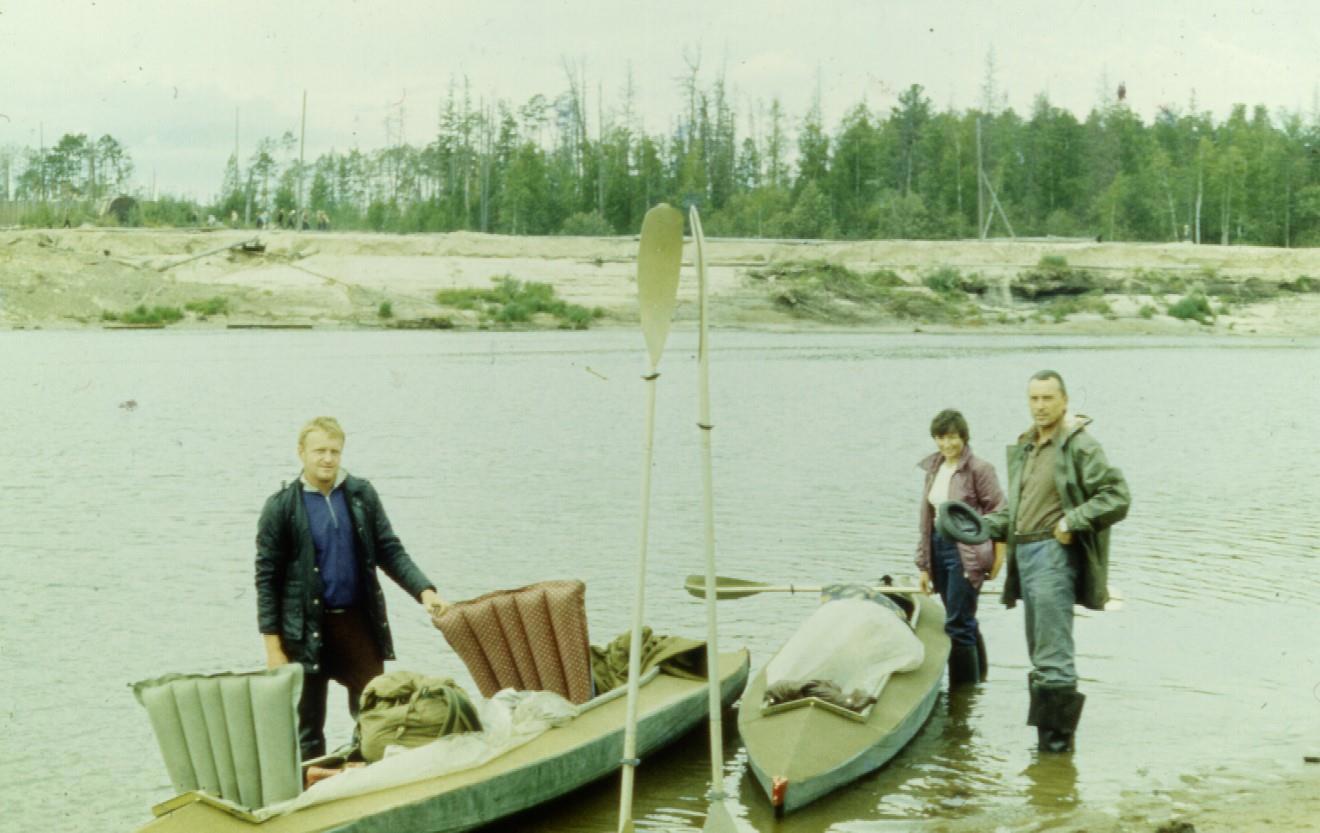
[1026,675,1043,729]
[947,642,982,687]
[1035,685,1085,753]
[975,630,989,681]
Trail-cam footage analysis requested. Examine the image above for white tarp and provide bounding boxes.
[256,688,578,819]
[765,598,924,695]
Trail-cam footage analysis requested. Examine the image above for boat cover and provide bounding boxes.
[765,598,924,696]
[130,663,302,810]
[437,579,594,704]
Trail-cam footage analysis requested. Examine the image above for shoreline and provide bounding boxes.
[3,228,1320,336]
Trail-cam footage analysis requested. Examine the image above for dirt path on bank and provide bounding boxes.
[3,227,1320,334]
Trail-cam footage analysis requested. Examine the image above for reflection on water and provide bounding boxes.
[1,330,1317,832]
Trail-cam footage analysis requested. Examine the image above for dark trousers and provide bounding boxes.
[930,531,980,647]
[298,606,384,759]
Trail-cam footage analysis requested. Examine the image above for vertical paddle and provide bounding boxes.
[691,207,739,833]
[617,203,683,833]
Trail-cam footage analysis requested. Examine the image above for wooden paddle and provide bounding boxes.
[617,203,683,833]
[685,574,1125,611]
[684,574,921,600]
[690,207,739,833]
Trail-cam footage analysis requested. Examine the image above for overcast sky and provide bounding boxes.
[1,0,1316,199]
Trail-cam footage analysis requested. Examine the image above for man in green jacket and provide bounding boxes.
[983,371,1130,753]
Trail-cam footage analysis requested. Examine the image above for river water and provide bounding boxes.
[1,329,1317,833]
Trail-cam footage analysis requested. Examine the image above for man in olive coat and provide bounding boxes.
[256,416,449,759]
[983,371,1130,753]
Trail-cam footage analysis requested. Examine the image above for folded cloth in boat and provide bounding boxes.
[763,679,878,713]
[257,689,577,820]
[766,598,924,696]
[590,627,708,693]
[359,672,482,762]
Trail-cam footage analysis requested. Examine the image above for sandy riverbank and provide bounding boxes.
[2,227,1320,334]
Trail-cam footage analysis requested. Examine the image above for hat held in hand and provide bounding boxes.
[936,500,990,545]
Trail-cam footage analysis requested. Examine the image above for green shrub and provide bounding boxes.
[185,297,230,317]
[378,300,393,319]
[1041,292,1112,322]
[435,276,600,329]
[1168,293,1214,324]
[559,211,614,236]
[1038,254,1069,271]
[884,290,971,323]
[922,266,964,295]
[106,304,185,325]
[1281,276,1319,293]
[1139,304,1157,319]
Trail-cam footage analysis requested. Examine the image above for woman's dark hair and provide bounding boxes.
[929,409,969,442]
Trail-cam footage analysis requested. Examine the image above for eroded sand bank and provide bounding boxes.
[3,227,1320,334]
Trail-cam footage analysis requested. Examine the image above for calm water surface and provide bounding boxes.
[1,330,1318,833]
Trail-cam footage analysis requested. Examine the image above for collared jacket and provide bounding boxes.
[255,474,436,672]
[983,415,1130,611]
[915,446,1005,589]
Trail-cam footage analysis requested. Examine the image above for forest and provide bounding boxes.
[5,66,1320,246]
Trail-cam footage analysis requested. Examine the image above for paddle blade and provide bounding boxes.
[689,205,709,364]
[637,203,684,368]
[683,574,768,600]
[702,797,740,833]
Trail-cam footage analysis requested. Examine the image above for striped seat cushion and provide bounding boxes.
[131,663,303,810]
[437,579,593,704]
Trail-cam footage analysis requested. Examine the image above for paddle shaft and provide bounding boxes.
[691,207,729,811]
[617,371,657,832]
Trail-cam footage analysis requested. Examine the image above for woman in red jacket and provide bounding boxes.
[915,409,1005,687]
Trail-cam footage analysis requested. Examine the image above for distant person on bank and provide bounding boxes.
[915,408,1005,687]
[255,416,449,759]
[983,371,1130,754]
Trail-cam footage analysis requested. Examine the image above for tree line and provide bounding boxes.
[7,69,1320,246]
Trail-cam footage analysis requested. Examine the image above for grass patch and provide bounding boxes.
[184,296,230,317]
[922,266,962,294]
[102,304,185,325]
[751,260,975,323]
[435,276,604,330]
[1168,293,1215,324]
[1040,291,1113,322]
[1280,276,1320,293]
[1014,254,1107,299]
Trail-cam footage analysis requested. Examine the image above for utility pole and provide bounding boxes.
[297,90,307,229]
[975,118,984,240]
[237,107,251,225]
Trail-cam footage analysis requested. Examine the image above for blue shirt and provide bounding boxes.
[302,483,360,608]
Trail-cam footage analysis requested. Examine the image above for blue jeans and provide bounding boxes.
[1017,538,1077,688]
[930,531,980,647]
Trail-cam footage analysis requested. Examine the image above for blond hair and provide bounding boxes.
[298,416,345,449]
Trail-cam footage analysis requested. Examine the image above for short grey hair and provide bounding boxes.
[1029,370,1067,396]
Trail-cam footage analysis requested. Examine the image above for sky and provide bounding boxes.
[1,0,1317,199]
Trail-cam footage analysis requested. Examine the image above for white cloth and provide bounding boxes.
[927,460,956,509]
[765,598,924,696]
[255,689,578,819]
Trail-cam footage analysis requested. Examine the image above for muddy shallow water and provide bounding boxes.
[1,329,1317,832]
